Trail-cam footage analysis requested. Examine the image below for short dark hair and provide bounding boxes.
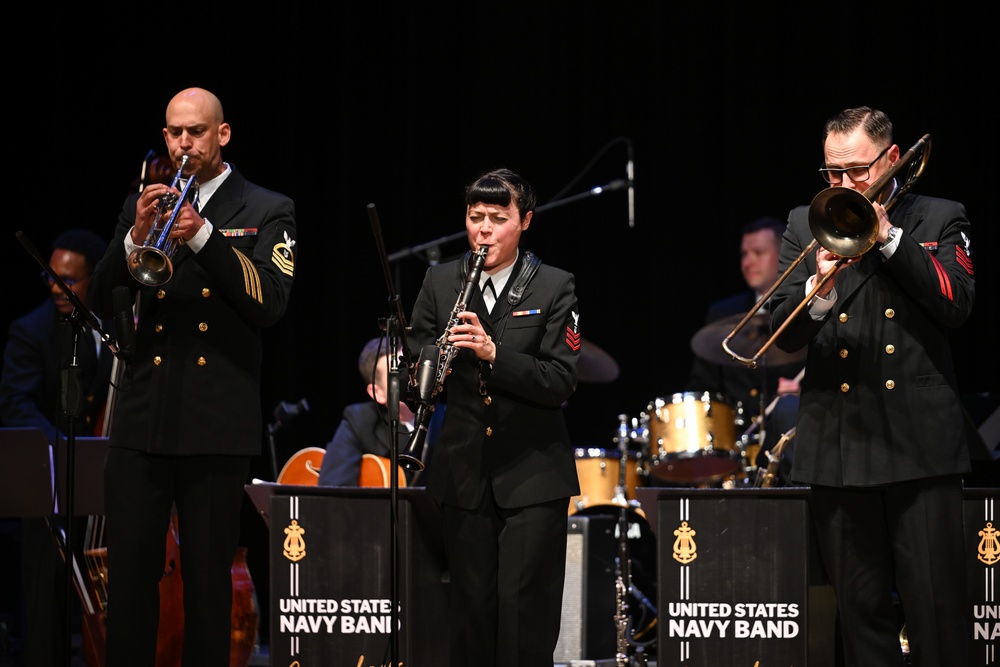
[465,168,537,220]
[742,216,786,241]
[52,229,108,273]
[357,337,400,385]
[823,106,893,149]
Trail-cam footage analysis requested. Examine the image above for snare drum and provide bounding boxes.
[646,391,740,484]
[569,447,644,515]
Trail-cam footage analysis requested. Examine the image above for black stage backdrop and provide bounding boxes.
[5,2,997,648]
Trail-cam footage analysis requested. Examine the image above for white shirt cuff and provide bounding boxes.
[806,274,837,320]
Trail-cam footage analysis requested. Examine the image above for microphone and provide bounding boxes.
[414,345,441,406]
[273,398,310,424]
[626,141,635,228]
[589,179,626,195]
[398,346,441,472]
[269,398,309,435]
[112,286,135,364]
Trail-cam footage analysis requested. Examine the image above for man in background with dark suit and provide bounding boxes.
[319,336,432,487]
[0,228,111,666]
[687,216,803,484]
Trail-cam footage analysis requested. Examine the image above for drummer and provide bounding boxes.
[687,216,803,484]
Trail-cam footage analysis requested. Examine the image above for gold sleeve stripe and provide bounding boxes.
[272,244,295,277]
[233,248,263,303]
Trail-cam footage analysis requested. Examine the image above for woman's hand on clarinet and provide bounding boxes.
[450,311,496,364]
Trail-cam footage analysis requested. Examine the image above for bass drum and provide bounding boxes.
[569,447,644,516]
[646,391,740,485]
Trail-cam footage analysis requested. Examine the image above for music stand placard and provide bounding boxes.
[637,487,811,666]
[246,483,449,666]
[965,489,999,663]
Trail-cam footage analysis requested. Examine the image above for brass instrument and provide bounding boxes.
[127,155,197,286]
[398,245,489,471]
[723,134,932,368]
[753,427,796,488]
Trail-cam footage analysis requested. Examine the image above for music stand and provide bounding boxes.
[0,427,54,517]
[54,436,108,516]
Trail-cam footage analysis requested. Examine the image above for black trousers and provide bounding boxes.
[442,493,568,667]
[103,448,249,667]
[809,476,969,667]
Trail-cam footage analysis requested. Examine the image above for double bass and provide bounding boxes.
[80,510,260,667]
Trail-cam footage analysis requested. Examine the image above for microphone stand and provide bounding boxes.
[267,398,311,480]
[385,179,627,267]
[367,203,416,667]
[16,231,124,667]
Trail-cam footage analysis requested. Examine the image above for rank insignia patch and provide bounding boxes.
[273,231,295,277]
[565,311,581,352]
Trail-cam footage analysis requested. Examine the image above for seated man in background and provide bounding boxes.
[0,228,112,667]
[687,216,803,485]
[319,336,441,487]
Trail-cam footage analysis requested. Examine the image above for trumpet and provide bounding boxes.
[127,155,197,286]
[723,134,931,368]
[398,245,489,471]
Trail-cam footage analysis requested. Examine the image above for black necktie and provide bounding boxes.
[483,278,496,313]
[186,181,200,211]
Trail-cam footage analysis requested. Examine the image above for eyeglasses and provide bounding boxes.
[818,145,890,184]
[40,271,89,288]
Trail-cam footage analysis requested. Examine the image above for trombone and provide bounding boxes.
[722,134,932,368]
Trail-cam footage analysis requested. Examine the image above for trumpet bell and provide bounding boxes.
[126,154,191,287]
[127,246,174,286]
[808,187,879,258]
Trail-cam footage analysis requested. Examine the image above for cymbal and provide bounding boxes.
[690,312,807,367]
[578,338,620,383]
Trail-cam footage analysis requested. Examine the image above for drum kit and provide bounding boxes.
[569,391,749,517]
[564,324,804,662]
[570,319,807,517]
[567,330,805,663]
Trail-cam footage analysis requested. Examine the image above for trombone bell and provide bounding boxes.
[807,187,879,258]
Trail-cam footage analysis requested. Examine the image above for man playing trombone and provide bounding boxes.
[769,106,974,666]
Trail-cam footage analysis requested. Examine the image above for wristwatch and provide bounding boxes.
[884,226,901,247]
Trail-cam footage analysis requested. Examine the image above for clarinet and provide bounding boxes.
[615,504,631,667]
[398,245,489,471]
[613,418,650,667]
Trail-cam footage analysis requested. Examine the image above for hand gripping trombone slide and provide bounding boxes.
[397,245,489,471]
